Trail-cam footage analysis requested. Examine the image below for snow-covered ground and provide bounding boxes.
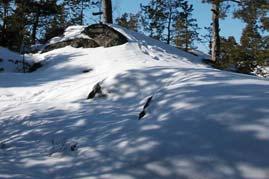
[1,26,269,179]
[0,47,37,72]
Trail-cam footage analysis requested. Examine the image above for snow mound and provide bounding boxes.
[0,25,269,179]
[0,47,37,72]
[49,26,90,45]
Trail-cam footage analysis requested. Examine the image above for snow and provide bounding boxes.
[0,47,37,72]
[1,26,269,179]
[189,49,211,60]
[49,26,90,45]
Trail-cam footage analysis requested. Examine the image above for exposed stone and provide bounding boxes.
[42,38,99,53]
[83,24,128,47]
[28,62,42,73]
[87,82,107,99]
[70,143,78,151]
[82,68,93,73]
[139,96,153,120]
[41,24,128,53]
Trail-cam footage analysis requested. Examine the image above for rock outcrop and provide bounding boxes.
[41,24,128,53]
[83,24,128,47]
[42,38,99,53]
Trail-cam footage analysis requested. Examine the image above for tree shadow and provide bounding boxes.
[1,66,269,178]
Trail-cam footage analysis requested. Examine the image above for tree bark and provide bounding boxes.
[1,1,8,46]
[80,0,84,25]
[211,1,220,62]
[102,0,113,24]
[185,16,189,51]
[32,11,40,44]
[167,6,172,44]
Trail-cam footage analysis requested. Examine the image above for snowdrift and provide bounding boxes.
[0,25,269,179]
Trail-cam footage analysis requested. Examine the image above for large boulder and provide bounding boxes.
[83,24,128,47]
[41,24,128,53]
[42,38,99,53]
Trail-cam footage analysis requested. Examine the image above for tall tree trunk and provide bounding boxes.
[211,1,220,62]
[32,11,40,44]
[185,16,188,51]
[166,1,172,44]
[1,1,8,46]
[102,0,113,24]
[80,0,84,25]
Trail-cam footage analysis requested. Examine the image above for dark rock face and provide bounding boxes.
[139,96,153,120]
[42,38,99,53]
[28,62,42,73]
[41,24,128,53]
[83,24,128,47]
[87,82,107,99]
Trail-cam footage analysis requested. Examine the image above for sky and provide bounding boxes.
[112,0,246,53]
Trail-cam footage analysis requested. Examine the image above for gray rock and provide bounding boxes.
[28,62,42,73]
[41,24,128,53]
[42,38,99,53]
[138,96,153,120]
[83,24,128,47]
[87,82,107,99]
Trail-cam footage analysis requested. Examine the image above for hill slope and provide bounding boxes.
[0,26,269,179]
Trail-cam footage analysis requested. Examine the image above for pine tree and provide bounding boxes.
[261,17,269,31]
[202,26,212,55]
[28,0,59,44]
[234,0,269,67]
[140,0,167,41]
[140,0,188,44]
[164,0,184,44]
[0,0,14,46]
[6,1,30,51]
[116,13,139,32]
[43,4,66,42]
[174,1,200,51]
[63,0,91,25]
[218,36,240,68]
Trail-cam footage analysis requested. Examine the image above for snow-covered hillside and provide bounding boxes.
[1,25,269,179]
[0,47,37,73]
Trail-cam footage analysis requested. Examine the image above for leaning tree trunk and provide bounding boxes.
[102,0,113,24]
[211,1,220,62]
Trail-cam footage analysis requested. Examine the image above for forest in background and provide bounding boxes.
[0,0,268,75]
